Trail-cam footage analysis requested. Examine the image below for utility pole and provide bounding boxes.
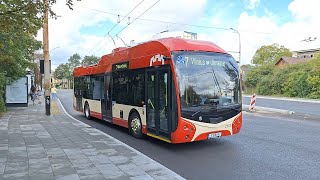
[43,0,50,115]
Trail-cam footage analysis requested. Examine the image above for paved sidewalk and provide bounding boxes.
[0,98,184,180]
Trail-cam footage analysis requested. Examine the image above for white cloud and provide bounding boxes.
[203,0,320,65]
[288,0,320,21]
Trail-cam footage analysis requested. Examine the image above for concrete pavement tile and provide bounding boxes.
[59,142,76,149]
[71,159,94,169]
[118,163,148,177]
[76,166,101,176]
[29,158,52,174]
[42,142,60,149]
[55,174,80,180]
[109,155,129,165]
[100,149,118,156]
[79,174,105,180]
[0,160,6,174]
[0,139,8,144]
[91,141,110,150]
[95,164,125,178]
[63,148,84,156]
[53,167,78,178]
[8,146,26,151]
[130,175,155,180]
[48,156,71,165]
[67,154,88,161]
[0,144,8,150]
[112,145,134,155]
[51,161,74,172]
[139,163,163,172]
[0,150,8,158]
[46,147,66,156]
[148,170,179,180]
[20,125,33,131]
[88,155,111,165]
[82,148,100,156]
[2,173,29,180]
[4,161,28,174]
[108,175,132,180]
[78,143,94,150]
[131,155,154,165]
[27,147,47,159]
[29,173,55,180]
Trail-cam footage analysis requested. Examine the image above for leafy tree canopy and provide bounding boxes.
[252,44,292,65]
[82,55,100,66]
[54,63,71,80]
[0,0,80,81]
[68,53,81,68]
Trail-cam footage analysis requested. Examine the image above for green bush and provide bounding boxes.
[244,60,317,98]
[306,53,320,98]
[283,70,311,97]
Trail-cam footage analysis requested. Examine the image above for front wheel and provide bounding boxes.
[129,112,143,138]
[84,103,91,120]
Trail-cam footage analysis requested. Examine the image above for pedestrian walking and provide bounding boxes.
[51,86,57,99]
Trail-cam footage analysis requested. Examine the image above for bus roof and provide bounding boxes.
[155,37,227,53]
[74,37,228,77]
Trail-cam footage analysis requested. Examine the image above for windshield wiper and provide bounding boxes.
[191,106,210,117]
[217,105,241,111]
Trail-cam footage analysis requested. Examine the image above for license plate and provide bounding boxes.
[208,132,222,139]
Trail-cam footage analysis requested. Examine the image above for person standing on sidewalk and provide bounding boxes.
[30,85,37,104]
[51,86,57,99]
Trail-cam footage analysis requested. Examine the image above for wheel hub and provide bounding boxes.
[131,117,141,133]
[85,107,89,117]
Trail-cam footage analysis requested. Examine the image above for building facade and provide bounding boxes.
[292,48,320,58]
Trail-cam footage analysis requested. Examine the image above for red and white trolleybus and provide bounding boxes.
[73,37,242,143]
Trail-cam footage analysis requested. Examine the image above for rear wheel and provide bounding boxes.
[84,103,91,120]
[129,112,143,138]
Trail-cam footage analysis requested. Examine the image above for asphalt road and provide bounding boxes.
[58,89,320,180]
[242,96,320,117]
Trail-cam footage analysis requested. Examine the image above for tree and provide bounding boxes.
[54,63,71,79]
[82,55,100,66]
[0,0,81,112]
[0,32,42,81]
[68,53,81,68]
[252,44,292,65]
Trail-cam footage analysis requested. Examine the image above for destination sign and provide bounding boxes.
[176,55,226,67]
[112,62,129,71]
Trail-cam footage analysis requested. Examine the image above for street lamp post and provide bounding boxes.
[230,28,241,65]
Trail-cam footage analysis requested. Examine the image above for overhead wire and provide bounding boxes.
[93,0,161,55]
[84,0,145,55]
[78,5,273,35]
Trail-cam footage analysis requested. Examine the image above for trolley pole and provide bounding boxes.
[43,0,50,116]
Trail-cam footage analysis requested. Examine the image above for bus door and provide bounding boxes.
[102,74,112,122]
[146,67,171,140]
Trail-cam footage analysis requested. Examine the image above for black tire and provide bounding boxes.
[84,103,91,120]
[129,112,143,138]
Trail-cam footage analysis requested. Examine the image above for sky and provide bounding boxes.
[36,0,320,69]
